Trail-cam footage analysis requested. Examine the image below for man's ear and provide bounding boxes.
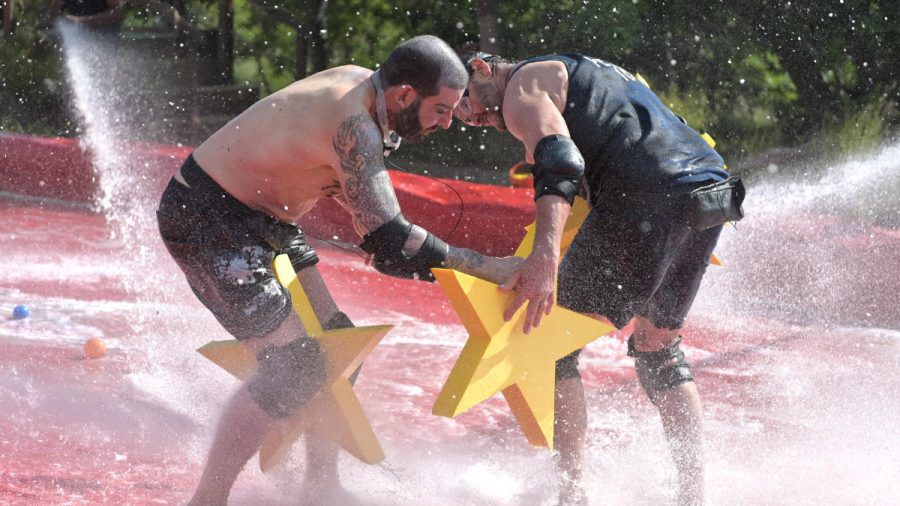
[395,84,418,108]
[472,58,494,79]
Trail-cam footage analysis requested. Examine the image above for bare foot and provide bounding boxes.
[185,492,228,506]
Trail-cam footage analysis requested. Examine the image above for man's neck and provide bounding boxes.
[495,63,515,96]
[369,70,401,155]
[366,72,379,121]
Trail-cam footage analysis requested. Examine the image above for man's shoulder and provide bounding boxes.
[304,65,373,88]
[506,59,570,106]
[278,66,377,131]
[510,58,569,85]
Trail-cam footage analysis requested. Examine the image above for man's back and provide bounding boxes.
[193,65,375,221]
[513,54,725,195]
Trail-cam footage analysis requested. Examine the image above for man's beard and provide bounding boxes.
[473,82,506,131]
[390,99,429,142]
[489,112,507,131]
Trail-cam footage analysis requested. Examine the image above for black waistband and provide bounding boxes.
[178,154,253,216]
[160,155,303,245]
[180,154,220,192]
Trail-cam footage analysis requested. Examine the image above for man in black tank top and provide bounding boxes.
[458,52,732,505]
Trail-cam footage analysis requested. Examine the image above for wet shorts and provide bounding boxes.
[554,193,722,380]
[156,155,319,341]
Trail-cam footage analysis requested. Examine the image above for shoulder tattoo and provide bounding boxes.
[332,114,400,231]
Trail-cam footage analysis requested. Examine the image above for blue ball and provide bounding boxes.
[12,304,30,320]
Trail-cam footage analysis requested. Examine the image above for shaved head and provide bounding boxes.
[380,35,468,97]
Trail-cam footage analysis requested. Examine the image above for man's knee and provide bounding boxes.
[631,316,681,350]
[628,335,693,404]
[247,337,326,419]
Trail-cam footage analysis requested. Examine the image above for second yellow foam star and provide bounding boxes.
[431,268,615,448]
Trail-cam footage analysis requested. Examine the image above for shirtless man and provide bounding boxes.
[455,52,735,505]
[156,36,518,505]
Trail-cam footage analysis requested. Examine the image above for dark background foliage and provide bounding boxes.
[1,0,897,183]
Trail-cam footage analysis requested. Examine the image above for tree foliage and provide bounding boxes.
[1,0,896,167]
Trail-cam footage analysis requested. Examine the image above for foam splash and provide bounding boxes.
[57,22,177,293]
[748,142,900,223]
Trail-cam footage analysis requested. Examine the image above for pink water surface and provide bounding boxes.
[1,193,898,505]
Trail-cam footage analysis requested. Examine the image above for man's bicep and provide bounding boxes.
[506,96,570,159]
[332,114,401,233]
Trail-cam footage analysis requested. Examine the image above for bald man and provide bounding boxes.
[157,36,519,504]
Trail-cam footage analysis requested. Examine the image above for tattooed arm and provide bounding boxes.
[445,245,523,285]
[332,114,402,232]
[332,113,521,284]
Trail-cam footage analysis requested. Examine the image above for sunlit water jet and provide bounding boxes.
[57,22,181,290]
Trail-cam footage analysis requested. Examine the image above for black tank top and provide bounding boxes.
[63,0,110,16]
[510,54,726,196]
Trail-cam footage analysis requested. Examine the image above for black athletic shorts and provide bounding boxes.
[156,155,319,341]
[554,191,722,380]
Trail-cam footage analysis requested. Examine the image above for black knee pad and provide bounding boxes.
[247,337,327,419]
[627,335,693,404]
[323,311,354,330]
[322,311,362,385]
[555,349,583,381]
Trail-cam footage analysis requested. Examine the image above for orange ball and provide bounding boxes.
[83,337,107,359]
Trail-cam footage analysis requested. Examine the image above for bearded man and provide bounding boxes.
[156,36,520,504]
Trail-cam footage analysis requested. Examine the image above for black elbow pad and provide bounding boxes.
[532,134,585,205]
[359,213,448,282]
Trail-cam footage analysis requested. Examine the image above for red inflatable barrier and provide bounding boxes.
[0,133,95,203]
[0,133,535,255]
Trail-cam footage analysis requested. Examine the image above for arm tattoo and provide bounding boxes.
[333,114,401,231]
[445,246,486,270]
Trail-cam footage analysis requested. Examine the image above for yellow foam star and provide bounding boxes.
[431,268,615,448]
[197,255,392,471]
[514,196,592,258]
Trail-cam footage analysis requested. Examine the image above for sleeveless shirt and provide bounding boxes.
[510,54,727,196]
